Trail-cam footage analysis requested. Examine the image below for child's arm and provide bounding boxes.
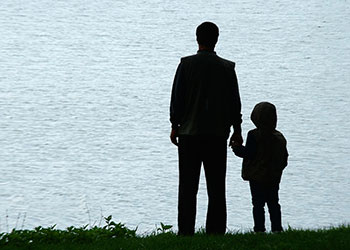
[231,131,257,159]
[231,145,246,158]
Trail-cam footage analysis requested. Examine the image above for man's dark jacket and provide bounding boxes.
[170,50,242,138]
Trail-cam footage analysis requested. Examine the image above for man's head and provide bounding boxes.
[196,22,219,50]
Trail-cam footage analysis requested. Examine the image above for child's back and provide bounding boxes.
[242,128,288,185]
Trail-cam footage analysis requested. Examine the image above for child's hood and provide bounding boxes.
[250,102,277,131]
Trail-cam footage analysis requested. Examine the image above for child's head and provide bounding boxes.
[251,102,277,131]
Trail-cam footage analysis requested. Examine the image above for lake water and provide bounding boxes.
[0,0,349,233]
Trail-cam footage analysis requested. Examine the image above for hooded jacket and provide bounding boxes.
[234,102,288,184]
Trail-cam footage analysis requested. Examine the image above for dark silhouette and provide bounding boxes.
[170,22,243,235]
[232,102,288,233]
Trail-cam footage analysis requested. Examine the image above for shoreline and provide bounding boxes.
[1,218,349,249]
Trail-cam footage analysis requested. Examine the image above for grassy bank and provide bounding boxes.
[1,217,349,250]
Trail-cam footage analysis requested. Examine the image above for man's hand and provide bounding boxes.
[229,132,243,147]
[170,128,179,146]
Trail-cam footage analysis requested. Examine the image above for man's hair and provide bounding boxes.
[196,22,219,49]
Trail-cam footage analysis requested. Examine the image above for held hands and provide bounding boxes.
[170,128,179,146]
[229,132,243,148]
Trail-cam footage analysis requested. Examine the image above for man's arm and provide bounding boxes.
[229,65,243,146]
[170,61,186,146]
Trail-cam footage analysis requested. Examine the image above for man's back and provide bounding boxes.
[171,50,241,137]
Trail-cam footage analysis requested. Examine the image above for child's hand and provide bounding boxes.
[230,141,242,151]
[231,144,244,158]
[231,141,241,147]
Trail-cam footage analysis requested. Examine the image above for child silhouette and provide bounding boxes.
[232,102,288,232]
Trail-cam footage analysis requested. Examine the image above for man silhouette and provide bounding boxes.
[170,22,243,235]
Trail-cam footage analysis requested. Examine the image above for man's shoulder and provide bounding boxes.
[216,55,236,68]
[180,53,236,68]
[180,54,198,63]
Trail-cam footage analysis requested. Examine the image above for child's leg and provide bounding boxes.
[249,181,266,232]
[266,183,283,232]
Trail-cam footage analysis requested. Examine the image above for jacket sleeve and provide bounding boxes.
[231,65,242,133]
[232,131,257,159]
[282,143,289,169]
[170,61,186,129]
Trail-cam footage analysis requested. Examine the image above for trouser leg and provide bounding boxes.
[203,136,227,234]
[177,136,201,236]
[266,183,283,232]
[249,181,266,232]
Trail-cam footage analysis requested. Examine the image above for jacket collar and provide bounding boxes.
[197,50,216,55]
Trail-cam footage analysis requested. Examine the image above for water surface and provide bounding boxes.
[0,0,349,232]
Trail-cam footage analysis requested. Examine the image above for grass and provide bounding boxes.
[0,216,349,250]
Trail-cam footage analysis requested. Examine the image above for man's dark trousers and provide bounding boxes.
[178,135,227,235]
